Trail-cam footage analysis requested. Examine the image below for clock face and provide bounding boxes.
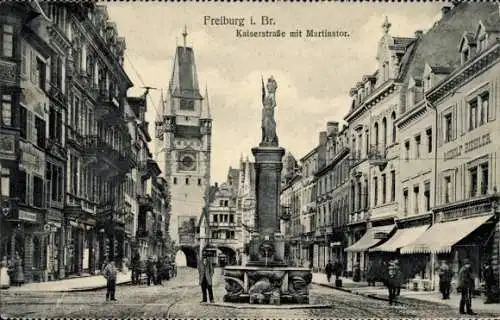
[180,154,196,171]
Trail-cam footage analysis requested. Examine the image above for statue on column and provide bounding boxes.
[261,76,279,147]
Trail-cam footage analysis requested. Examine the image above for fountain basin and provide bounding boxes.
[223,265,312,304]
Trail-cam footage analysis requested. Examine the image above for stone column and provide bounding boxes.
[58,224,65,279]
[248,146,285,266]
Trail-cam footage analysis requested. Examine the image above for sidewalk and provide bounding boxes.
[312,272,500,314]
[4,270,139,293]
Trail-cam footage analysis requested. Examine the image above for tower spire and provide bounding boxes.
[201,85,211,119]
[182,25,188,47]
[382,16,391,34]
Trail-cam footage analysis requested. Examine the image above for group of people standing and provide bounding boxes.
[0,253,25,288]
[130,252,176,286]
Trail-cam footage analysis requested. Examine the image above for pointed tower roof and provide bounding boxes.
[201,86,211,119]
[169,29,202,100]
[162,88,174,116]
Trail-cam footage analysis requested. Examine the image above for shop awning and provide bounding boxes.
[400,214,494,255]
[344,225,395,252]
[369,225,430,252]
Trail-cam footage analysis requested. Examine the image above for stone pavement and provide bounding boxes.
[4,270,140,293]
[312,272,500,314]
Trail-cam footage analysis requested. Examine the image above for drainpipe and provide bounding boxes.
[424,96,438,291]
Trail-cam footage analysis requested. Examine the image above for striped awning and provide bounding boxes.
[344,225,395,252]
[369,225,430,252]
[400,214,494,255]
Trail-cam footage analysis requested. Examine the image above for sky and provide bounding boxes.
[106,3,444,184]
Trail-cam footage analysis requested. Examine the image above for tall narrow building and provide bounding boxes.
[156,35,212,266]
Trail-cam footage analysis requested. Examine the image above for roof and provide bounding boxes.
[400,3,500,83]
[169,46,203,100]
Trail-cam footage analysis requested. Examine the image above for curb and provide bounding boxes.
[313,281,400,304]
[207,302,334,310]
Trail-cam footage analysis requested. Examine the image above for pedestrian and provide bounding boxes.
[457,259,476,315]
[131,251,140,285]
[367,262,376,286]
[483,261,496,304]
[156,258,163,285]
[353,262,361,282]
[439,260,452,300]
[386,259,402,305]
[0,256,10,289]
[146,257,154,286]
[103,260,117,301]
[12,252,24,286]
[198,252,214,303]
[325,261,333,283]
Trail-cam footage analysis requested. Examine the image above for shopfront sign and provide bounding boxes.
[444,133,491,161]
[19,210,37,222]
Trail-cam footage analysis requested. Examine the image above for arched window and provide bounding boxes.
[382,117,387,149]
[374,122,379,148]
[391,112,397,143]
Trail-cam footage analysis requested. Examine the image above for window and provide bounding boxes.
[415,135,421,159]
[413,185,419,214]
[444,176,451,204]
[469,99,478,130]
[213,215,218,222]
[1,94,13,127]
[224,200,229,207]
[33,176,44,208]
[479,92,489,125]
[47,163,63,203]
[49,108,62,143]
[1,24,14,58]
[21,42,27,75]
[36,58,46,90]
[403,188,408,216]
[404,140,410,161]
[373,177,378,206]
[390,170,396,202]
[391,112,396,143]
[469,167,478,197]
[19,105,27,138]
[357,181,362,211]
[480,163,488,195]
[70,155,78,195]
[197,178,202,186]
[426,128,432,153]
[229,214,234,223]
[382,118,387,149]
[462,48,469,63]
[363,179,368,209]
[424,182,431,211]
[73,96,80,130]
[381,174,387,204]
[1,168,10,197]
[173,177,177,185]
[35,116,45,148]
[185,178,189,185]
[444,113,453,142]
[374,122,379,147]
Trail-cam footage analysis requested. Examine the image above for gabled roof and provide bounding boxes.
[401,3,500,83]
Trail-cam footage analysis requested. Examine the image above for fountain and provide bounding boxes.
[223,76,312,305]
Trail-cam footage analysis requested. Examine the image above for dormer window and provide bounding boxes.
[479,35,487,52]
[424,75,432,91]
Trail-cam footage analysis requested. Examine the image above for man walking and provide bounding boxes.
[483,261,496,304]
[103,260,117,301]
[439,261,452,299]
[325,261,333,283]
[458,259,476,315]
[131,251,140,285]
[198,252,214,303]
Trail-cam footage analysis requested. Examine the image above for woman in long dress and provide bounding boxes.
[0,256,10,289]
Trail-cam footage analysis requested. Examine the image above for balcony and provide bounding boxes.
[48,83,66,107]
[67,128,84,149]
[120,148,137,171]
[95,89,121,120]
[64,194,97,224]
[138,159,161,180]
[82,135,125,178]
[137,194,153,211]
[368,144,388,170]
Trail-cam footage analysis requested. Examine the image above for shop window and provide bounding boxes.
[229,214,234,223]
[1,24,14,58]
[1,93,13,127]
[19,105,27,138]
[49,108,63,143]
[479,92,489,126]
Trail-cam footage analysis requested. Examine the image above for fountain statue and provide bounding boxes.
[223,77,312,305]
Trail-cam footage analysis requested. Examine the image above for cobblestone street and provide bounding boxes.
[2,267,499,318]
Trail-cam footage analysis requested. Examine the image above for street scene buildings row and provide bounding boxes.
[278,2,500,292]
[0,3,171,283]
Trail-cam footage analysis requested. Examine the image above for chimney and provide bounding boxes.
[441,6,451,18]
[319,131,327,146]
[414,30,423,39]
[214,182,218,188]
[326,121,339,137]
